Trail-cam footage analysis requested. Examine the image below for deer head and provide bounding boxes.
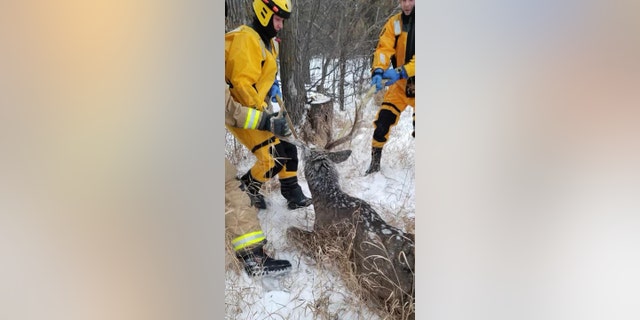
[303,149,352,195]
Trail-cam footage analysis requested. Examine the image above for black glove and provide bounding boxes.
[258,111,292,137]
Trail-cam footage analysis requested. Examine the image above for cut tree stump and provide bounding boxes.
[302,94,333,148]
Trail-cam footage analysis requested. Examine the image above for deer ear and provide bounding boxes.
[326,150,352,163]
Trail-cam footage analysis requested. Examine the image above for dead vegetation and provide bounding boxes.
[287,221,415,320]
[287,147,414,320]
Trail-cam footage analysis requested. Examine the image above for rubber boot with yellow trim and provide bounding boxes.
[236,240,291,277]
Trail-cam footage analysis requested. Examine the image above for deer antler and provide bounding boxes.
[324,84,377,150]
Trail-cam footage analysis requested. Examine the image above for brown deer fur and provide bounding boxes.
[287,148,415,319]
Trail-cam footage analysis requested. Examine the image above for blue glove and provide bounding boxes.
[268,80,282,103]
[371,68,384,92]
[382,66,408,86]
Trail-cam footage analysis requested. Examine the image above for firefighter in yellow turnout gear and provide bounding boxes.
[225,85,292,276]
[225,0,312,210]
[367,0,416,175]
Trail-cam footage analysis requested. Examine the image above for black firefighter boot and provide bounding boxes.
[279,176,312,210]
[238,171,267,209]
[237,242,292,277]
[365,147,383,175]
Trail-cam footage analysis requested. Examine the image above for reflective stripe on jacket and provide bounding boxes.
[225,85,266,130]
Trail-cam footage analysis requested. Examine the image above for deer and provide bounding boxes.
[287,148,415,320]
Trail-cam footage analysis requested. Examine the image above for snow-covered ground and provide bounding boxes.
[224,82,415,319]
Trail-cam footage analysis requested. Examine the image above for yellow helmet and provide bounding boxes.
[253,0,292,27]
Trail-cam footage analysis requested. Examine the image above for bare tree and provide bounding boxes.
[279,2,307,126]
[225,0,252,31]
[283,0,397,114]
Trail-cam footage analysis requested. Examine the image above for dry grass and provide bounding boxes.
[225,129,250,167]
[287,222,415,320]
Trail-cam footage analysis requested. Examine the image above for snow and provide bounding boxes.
[225,89,414,319]
[306,91,332,105]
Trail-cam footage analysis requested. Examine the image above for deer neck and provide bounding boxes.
[306,177,342,198]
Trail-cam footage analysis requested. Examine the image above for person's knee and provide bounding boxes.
[272,141,299,172]
[253,154,276,174]
[373,109,398,142]
[375,108,399,126]
[263,144,288,176]
[281,141,299,160]
[284,158,298,172]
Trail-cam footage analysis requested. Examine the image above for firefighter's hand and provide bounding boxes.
[371,68,384,92]
[269,111,291,137]
[259,111,291,137]
[383,66,408,86]
[268,80,282,103]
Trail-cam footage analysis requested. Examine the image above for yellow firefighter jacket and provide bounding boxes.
[225,25,279,112]
[372,12,415,78]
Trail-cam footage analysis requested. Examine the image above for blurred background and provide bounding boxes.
[1,1,221,319]
[419,1,640,319]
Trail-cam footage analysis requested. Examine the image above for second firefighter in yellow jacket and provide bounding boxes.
[225,0,312,210]
[367,0,416,175]
[225,85,292,276]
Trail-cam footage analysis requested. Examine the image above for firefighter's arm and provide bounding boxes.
[225,86,291,136]
[225,85,265,129]
[403,55,415,77]
[372,17,398,72]
[382,55,414,86]
[226,33,269,110]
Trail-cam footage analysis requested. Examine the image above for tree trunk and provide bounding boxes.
[302,99,334,148]
[339,50,346,111]
[279,7,306,127]
[225,0,252,31]
[337,13,345,111]
[301,53,311,85]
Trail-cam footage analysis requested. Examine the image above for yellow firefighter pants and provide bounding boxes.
[371,79,416,149]
[226,126,298,182]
